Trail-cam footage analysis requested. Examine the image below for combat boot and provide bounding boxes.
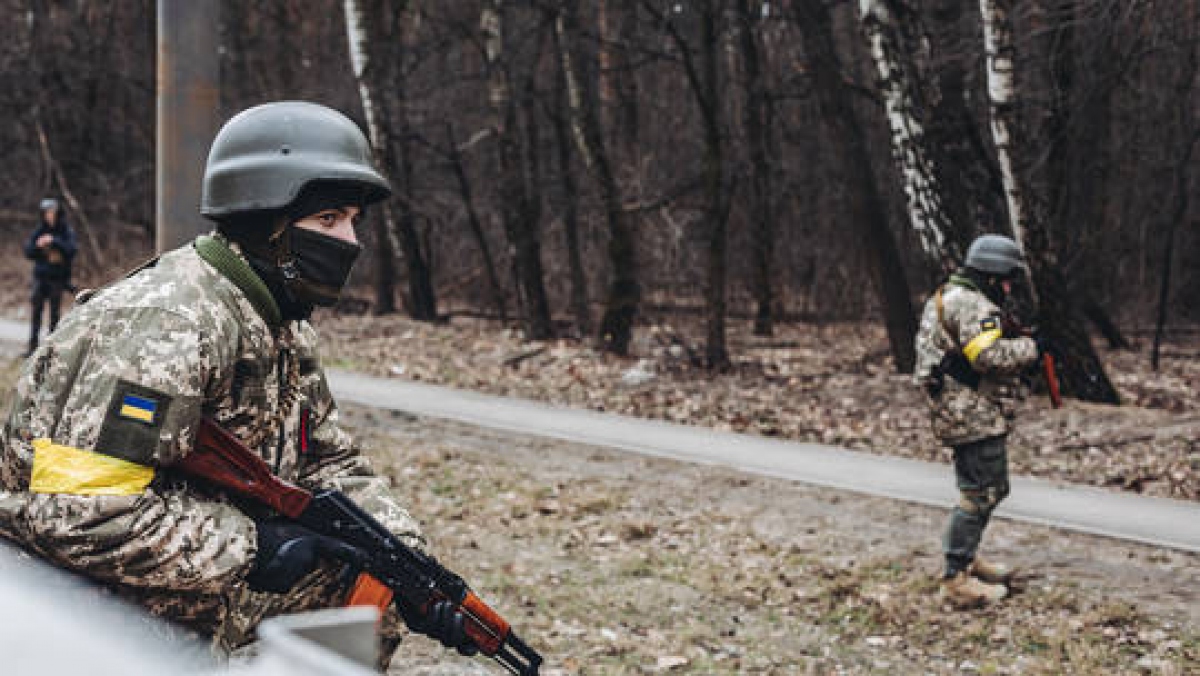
[940,571,1007,609]
[969,556,1015,584]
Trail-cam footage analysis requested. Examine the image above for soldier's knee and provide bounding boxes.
[958,488,1001,515]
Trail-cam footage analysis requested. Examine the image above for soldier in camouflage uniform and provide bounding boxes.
[914,234,1041,608]
[0,102,473,665]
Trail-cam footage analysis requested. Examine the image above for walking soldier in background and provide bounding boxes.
[0,102,477,666]
[914,234,1042,608]
[23,197,77,356]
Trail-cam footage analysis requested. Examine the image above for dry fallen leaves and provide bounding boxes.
[318,312,1200,502]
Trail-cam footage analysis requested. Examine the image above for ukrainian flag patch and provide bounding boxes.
[119,394,159,424]
[96,380,172,466]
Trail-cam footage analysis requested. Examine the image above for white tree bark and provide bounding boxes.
[979,0,1027,254]
[343,0,386,158]
[857,0,956,270]
[342,0,403,255]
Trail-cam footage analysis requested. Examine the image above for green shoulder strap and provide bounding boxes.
[194,234,282,329]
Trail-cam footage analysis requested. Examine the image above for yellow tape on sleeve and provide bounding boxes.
[29,438,154,496]
[962,328,1003,364]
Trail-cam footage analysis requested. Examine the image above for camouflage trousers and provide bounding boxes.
[943,435,1010,577]
[127,564,405,670]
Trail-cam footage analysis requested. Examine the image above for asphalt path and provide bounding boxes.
[3,317,1197,553]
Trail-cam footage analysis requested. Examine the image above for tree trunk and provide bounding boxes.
[923,0,1008,243]
[735,0,777,337]
[343,0,437,319]
[979,0,1119,403]
[1153,24,1199,368]
[550,18,592,337]
[799,0,917,373]
[445,122,507,323]
[482,0,553,340]
[556,3,639,355]
[857,0,960,273]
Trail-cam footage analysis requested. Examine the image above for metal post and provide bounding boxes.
[157,0,220,253]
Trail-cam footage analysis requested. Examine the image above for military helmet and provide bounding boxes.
[964,234,1025,277]
[39,198,59,212]
[201,101,391,220]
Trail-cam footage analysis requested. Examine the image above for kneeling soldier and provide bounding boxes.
[0,102,472,665]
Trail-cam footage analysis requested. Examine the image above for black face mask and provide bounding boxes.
[277,226,363,309]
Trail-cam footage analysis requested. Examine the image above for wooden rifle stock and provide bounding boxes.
[177,417,543,676]
[1043,353,1063,409]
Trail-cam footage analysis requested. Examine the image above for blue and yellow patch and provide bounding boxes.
[95,380,173,466]
[119,394,159,424]
[980,316,1000,332]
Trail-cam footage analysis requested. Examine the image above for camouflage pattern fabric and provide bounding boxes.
[0,233,421,659]
[943,434,1009,576]
[913,276,1038,446]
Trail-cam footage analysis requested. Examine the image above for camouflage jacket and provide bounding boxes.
[913,274,1038,446]
[0,234,423,599]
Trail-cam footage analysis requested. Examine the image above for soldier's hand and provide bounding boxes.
[402,599,480,656]
[246,520,365,594]
[1032,331,1054,359]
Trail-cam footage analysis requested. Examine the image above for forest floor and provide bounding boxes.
[314,309,1200,503]
[351,408,1200,675]
[3,253,1199,673]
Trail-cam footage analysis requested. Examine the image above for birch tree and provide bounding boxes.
[979,0,1120,403]
[343,0,437,319]
[857,0,960,273]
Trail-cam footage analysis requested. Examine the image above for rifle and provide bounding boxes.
[178,417,543,676]
[1001,314,1063,409]
[1041,352,1062,409]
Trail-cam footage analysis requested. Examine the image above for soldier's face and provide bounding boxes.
[1001,279,1013,296]
[292,205,362,245]
[42,207,58,225]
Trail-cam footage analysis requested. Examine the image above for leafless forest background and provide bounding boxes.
[2,1,1197,386]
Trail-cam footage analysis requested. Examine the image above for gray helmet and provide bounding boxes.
[964,234,1025,277]
[39,198,59,212]
[201,101,391,220]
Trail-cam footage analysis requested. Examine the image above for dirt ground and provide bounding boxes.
[3,247,1199,673]
[347,408,1200,675]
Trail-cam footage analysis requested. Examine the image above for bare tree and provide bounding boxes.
[557,2,640,354]
[857,0,960,272]
[344,0,438,319]
[796,0,917,373]
[735,0,778,336]
[645,0,734,368]
[979,0,1119,403]
[481,0,554,340]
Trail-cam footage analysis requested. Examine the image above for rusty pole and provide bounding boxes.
[156,0,220,253]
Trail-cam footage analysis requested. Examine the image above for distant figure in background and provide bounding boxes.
[24,197,77,355]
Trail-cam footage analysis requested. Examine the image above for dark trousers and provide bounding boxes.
[29,278,67,352]
[943,435,1010,577]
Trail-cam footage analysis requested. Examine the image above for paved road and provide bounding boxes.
[3,317,1197,553]
[327,370,1200,554]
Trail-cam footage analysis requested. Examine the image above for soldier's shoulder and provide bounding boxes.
[943,284,998,319]
[83,247,243,327]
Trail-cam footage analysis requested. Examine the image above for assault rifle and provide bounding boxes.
[178,417,543,676]
[1001,314,1063,409]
